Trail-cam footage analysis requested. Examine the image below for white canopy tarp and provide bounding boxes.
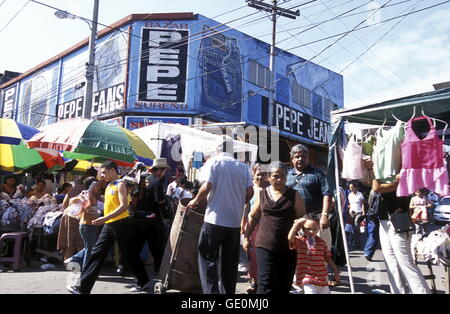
[132,123,258,171]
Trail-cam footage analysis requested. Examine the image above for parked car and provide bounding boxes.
[433,196,450,224]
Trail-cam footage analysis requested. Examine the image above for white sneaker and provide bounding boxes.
[129,281,153,293]
[290,284,304,294]
[238,264,249,273]
[129,285,144,292]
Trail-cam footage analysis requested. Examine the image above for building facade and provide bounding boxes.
[0,13,343,167]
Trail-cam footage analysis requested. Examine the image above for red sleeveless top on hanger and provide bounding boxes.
[397,116,449,196]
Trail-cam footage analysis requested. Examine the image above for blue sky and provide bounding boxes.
[1,0,449,109]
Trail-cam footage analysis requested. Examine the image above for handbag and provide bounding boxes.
[389,209,415,234]
[367,191,383,220]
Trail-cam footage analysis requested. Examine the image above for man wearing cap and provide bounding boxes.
[131,158,170,276]
[187,136,254,294]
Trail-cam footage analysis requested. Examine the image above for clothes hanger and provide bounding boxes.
[421,107,448,141]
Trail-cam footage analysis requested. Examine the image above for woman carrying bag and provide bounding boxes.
[373,178,429,294]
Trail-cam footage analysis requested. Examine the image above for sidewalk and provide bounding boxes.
[0,249,447,294]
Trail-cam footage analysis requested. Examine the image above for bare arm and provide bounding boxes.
[62,193,70,209]
[372,179,398,194]
[288,218,305,250]
[325,255,340,282]
[186,181,212,209]
[242,192,262,251]
[245,185,254,204]
[294,191,306,219]
[320,195,332,230]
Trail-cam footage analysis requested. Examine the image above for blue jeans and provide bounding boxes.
[364,219,379,259]
[71,224,101,270]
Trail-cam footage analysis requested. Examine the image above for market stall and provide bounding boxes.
[1,118,156,270]
[328,87,450,294]
[132,122,258,178]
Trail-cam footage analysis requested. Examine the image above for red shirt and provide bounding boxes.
[294,236,331,287]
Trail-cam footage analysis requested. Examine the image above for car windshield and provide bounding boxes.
[440,198,450,206]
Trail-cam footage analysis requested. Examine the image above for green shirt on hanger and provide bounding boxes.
[373,120,405,183]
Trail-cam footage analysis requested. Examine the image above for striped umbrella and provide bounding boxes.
[0,119,64,173]
[0,118,40,145]
[0,141,45,173]
[27,118,155,165]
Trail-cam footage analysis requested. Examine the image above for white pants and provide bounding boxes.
[379,220,430,294]
[303,284,330,294]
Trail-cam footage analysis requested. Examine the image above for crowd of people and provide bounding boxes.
[1,135,445,295]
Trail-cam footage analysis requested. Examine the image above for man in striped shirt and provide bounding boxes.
[288,216,340,294]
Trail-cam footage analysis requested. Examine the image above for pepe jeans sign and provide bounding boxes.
[1,85,17,119]
[56,83,124,121]
[274,101,329,143]
[138,28,189,103]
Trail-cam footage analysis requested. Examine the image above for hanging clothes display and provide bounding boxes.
[397,116,449,197]
[341,134,364,180]
[372,120,405,183]
[362,135,376,157]
[192,152,204,169]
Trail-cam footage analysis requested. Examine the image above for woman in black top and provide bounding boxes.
[243,162,305,294]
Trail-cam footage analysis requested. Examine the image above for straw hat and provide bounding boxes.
[150,158,170,169]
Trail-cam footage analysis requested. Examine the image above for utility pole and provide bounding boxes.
[246,0,299,127]
[84,0,99,119]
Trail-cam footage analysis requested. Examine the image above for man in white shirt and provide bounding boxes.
[187,136,254,294]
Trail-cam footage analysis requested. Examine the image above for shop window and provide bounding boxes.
[291,82,311,108]
[248,59,271,89]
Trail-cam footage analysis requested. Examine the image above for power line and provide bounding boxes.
[11,0,312,102]
[215,0,447,114]
[298,1,408,91]
[320,0,409,84]
[11,0,450,122]
[339,0,423,74]
[0,0,30,34]
[283,0,450,53]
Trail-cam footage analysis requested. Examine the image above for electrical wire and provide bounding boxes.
[339,0,424,74]
[320,0,410,84]
[10,0,450,122]
[0,0,30,34]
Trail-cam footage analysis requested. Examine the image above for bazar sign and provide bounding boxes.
[125,116,191,130]
[138,28,189,103]
[274,101,329,143]
[1,85,17,119]
[144,22,189,29]
[56,83,124,120]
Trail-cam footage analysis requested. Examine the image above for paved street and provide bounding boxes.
[0,247,447,294]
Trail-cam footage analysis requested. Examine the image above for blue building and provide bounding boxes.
[0,12,343,166]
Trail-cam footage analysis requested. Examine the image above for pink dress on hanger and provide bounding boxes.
[397,116,449,197]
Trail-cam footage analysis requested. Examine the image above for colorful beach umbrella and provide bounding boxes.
[0,118,40,144]
[0,119,64,173]
[27,118,155,165]
[0,141,44,173]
